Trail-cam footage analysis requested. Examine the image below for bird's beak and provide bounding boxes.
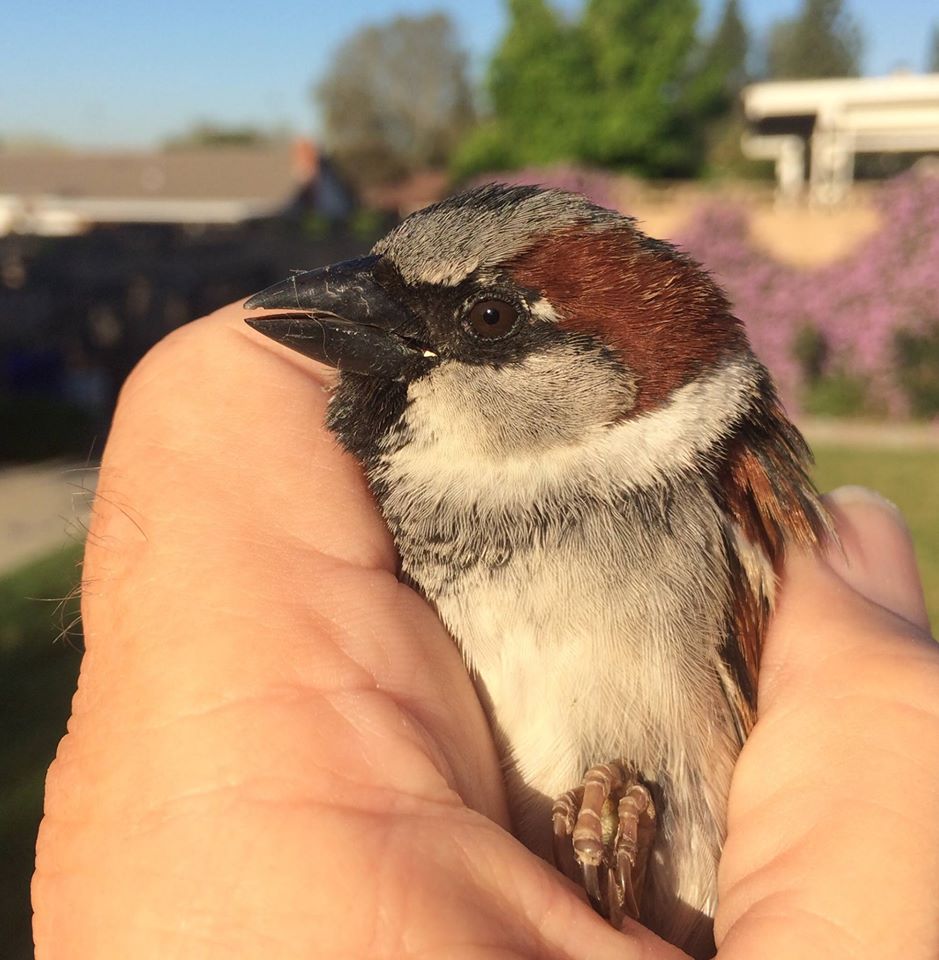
[243,255,435,380]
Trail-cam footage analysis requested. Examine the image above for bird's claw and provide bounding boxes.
[552,762,656,927]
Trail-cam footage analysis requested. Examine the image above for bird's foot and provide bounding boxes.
[552,762,656,927]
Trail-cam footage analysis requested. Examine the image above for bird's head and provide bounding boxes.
[245,184,767,484]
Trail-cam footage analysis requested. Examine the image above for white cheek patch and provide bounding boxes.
[398,344,636,461]
[381,354,761,508]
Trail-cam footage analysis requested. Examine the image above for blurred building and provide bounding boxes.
[362,170,450,219]
[0,139,353,235]
[0,139,370,460]
[742,73,939,204]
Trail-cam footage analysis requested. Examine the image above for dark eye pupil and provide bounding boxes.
[482,308,500,325]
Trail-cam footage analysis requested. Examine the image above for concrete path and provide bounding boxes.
[0,463,97,577]
[800,417,939,450]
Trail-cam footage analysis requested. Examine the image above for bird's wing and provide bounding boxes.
[712,385,832,740]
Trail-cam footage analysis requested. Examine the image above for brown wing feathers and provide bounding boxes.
[714,372,832,734]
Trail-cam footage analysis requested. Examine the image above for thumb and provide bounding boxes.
[822,485,931,633]
[759,484,933,710]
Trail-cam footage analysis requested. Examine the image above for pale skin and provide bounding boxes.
[33,303,939,960]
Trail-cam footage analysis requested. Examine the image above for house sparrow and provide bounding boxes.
[243,184,830,958]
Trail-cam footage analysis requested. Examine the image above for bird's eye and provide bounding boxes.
[467,299,518,339]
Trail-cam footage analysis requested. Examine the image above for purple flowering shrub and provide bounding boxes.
[677,171,939,417]
[676,203,805,406]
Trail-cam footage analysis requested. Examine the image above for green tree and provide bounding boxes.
[456,0,704,178]
[691,0,748,118]
[766,0,863,80]
[316,13,475,188]
[163,122,275,149]
[454,0,593,175]
[580,0,700,173]
[689,0,759,176]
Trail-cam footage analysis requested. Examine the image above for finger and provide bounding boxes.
[822,485,931,633]
[758,485,934,709]
[717,487,939,960]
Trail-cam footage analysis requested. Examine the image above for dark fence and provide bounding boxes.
[0,221,376,462]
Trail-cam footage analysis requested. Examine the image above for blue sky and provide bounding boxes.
[3,0,937,148]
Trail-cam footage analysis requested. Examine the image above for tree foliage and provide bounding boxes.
[316,13,475,188]
[766,0,863,80]
[690,0,748,119]
[486,0,594,166]
[582,0,700,172]
[455,0,705,178]
[690,0,760,177]
[928,23,939,73]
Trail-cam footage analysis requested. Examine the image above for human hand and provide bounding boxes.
[33,303,938,959]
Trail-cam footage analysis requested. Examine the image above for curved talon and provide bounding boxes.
[582,861,603,904]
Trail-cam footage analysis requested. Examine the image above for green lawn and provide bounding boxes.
[0,445,936,958]
[0,543,83,960]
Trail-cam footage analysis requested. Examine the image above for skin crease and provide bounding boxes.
[32,302,939,960]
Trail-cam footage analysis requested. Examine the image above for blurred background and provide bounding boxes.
[2,0,938,955]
